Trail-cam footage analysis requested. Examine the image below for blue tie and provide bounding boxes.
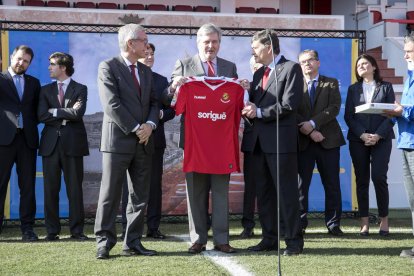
[14,75,24,128]
[14,75,23,100]
[309,80,316,108]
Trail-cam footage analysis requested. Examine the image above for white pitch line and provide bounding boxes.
[175,235,253,276]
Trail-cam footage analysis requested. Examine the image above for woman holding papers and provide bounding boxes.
[344,54,395,237]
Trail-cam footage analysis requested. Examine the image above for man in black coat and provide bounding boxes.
[38,52,89,241]
[0,45,40,241]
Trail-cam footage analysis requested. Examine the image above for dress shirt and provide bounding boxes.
[53,78,71,117]
[304,74,319,128]
[362,80,376,103]
[200,56,217,77]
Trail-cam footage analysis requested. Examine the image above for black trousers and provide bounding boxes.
[349,140,391,217]
[298,143,342,229]
[241,151,256,230]
[0,132,36,232]
[42,138,85,235]
[253,142,302,248]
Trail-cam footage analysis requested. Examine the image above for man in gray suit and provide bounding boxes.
[94,24,159,259]
[242,29,304,255]
[38,52,89,241]
[169,23,248,254]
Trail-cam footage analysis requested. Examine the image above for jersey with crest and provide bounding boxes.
[174,77,245,174]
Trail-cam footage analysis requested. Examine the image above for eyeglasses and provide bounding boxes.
[131,38,148,45]
[299,58,318,65]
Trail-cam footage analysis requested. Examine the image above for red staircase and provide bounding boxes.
[366,47,403,84]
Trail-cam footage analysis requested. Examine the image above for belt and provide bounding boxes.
[16,128,23,134]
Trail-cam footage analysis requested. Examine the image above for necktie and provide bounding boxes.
[58,83,65,107]
[13,75,24,128]
[129,64,141,96]
[262,66,271,89]
[14,75,23,100]
[207,61,215,77]
[309,80,316,108]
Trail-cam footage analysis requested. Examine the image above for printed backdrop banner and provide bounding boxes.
[3,30,355,219]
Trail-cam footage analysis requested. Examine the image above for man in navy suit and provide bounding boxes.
[38,52,89,241]
[242,29,304,255]
[120,43,175,240]
[0,45,41,241]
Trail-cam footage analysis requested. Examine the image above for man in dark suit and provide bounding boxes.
[0,45,40,241]
[94,24,159,259]
[240,56,263,239]
[297,49,346,236]
[120,43,175,240]
[242,29,304,255]
[168,23,249,254]
[38,52,89,241]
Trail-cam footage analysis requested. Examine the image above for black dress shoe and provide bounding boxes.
[379,230,390,237]
[283,247,303,256]
[22,230,38,242]
[147,229,166,239]
[45,234,59,241]
[240,228,254,239]
[328,226,344,236]
[122,242,157,256]
[70,233,89,241]
[96,247,110,259]
[214,244,237,253]
[248,240,278,252]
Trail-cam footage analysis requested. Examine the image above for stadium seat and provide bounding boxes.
[407,11,414,33]
[173,5,193,12]
[23,0,45,6]
[73,1,96,9]
[257,7,278,14]
[370,10,383,24]
[124,3,145,10]
[97,2,119,9]
[236,7,256,13]
[47,1,69,7]
[194,6,215,12]
[147,4,168,11]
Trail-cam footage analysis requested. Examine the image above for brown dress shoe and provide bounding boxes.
[214,244,236,253]
[188,243,206,254]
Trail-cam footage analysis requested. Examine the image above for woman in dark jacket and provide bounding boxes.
[344,54,395,236]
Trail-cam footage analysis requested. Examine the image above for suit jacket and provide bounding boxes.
[38,79,89,157]
[241,56,303,154]
[171,54,238,148]
[0,71,40,149]
[344,81,395,141]
[98,55,159,154]
[297,75,345,151]
[152,72,175,149]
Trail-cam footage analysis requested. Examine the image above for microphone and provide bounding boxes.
[267,29,282,276]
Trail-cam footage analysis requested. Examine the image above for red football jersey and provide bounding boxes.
[174,77,245,174]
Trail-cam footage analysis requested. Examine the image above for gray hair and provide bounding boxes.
[404,31,414,45]
[298,49,319,60]
[118,24,145,52]
[196,23,222,43]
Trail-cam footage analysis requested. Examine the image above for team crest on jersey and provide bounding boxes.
[221,92,230,103]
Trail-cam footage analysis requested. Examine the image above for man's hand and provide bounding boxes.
[309,130,325,143]
[239,79,250,90]
[242,101,257,119]
[73,101,81,110]
[298,121,314,135]
[170,76,187,93]
[136,123,152,145]
[48,108,54,114]
[383,101,403,117]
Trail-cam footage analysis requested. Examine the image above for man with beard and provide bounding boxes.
[0,45,41,241]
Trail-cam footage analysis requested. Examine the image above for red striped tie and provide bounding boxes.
[207,61,215,77]
[129,64,141,96]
